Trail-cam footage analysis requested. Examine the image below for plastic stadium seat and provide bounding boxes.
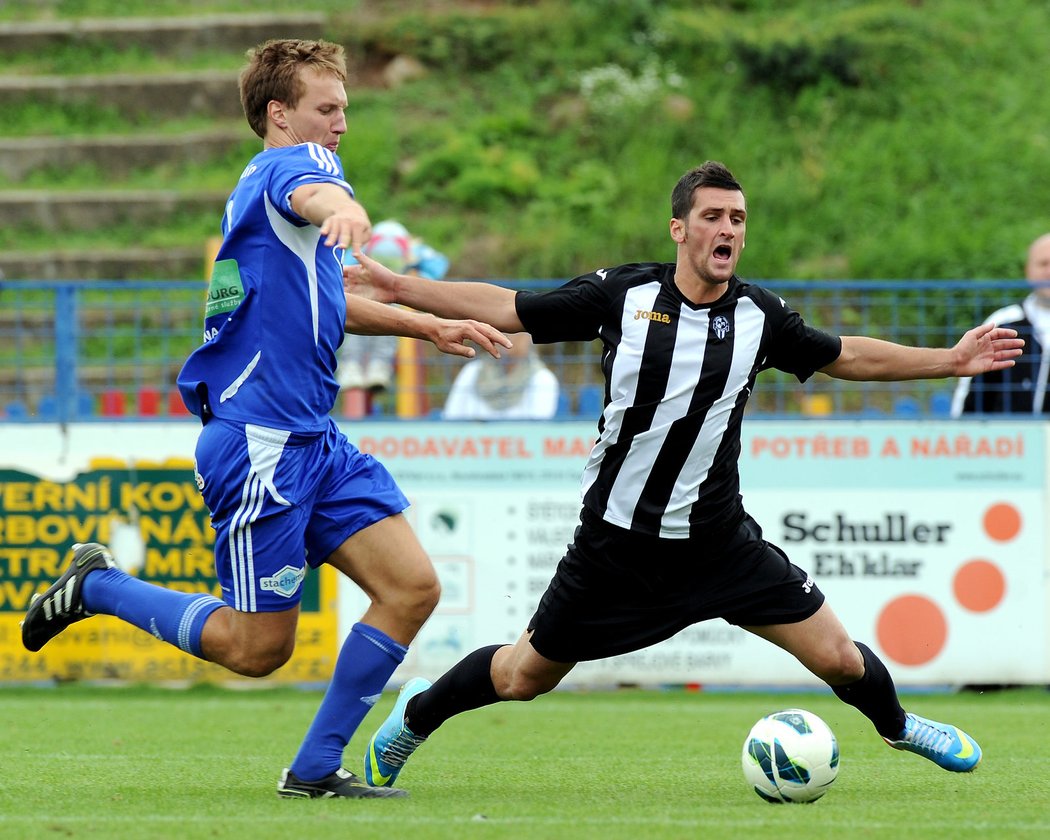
[101,389,126,417]
[36,394,59,420]
[929,391,953,417]
[137,387,161,416]
[4,400,29,420]
[577,384,604,418]
[892,396,922,418]
[167,391,190,416]
[76,392,95,418]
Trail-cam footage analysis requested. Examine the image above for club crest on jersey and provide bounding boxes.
[635,309,672,324]
[711,315,731,340]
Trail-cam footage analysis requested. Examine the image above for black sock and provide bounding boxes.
[405,644,506,738]
[831,641,907,739]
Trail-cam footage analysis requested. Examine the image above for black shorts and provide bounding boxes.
[527,507,824,663]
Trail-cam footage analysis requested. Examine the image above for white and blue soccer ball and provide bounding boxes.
[741,708,839,803]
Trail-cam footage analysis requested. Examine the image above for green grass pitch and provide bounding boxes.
[1,684,1047,839]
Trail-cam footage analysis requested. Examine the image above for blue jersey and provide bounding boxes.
[178,143,354,433]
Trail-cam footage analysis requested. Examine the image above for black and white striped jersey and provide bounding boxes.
[515,262,841,539]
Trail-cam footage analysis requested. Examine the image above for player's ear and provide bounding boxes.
[269,100,288,129]
[669,218,686,243]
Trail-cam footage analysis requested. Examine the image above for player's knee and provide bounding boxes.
[228,638,295,678]
[815,639,865,684]
[398,572,441,626]
[501,670,558,701]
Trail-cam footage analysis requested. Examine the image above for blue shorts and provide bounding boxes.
[193,418,409,612]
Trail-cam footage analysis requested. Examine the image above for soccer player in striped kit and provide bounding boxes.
[350,161,1024,788]
[21,38,508,799]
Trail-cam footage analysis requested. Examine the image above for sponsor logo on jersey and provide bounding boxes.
[205,259,245,318]
[634,309,672,324]
[259,565,306,598]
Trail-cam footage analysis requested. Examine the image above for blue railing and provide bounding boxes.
[0,277,1036,422]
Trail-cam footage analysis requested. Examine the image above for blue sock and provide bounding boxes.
[81,567,224,658]
[290,622,407,782]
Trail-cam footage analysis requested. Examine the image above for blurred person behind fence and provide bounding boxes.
[338,219,450,393]
[952,232,1050,415]
[443,332,560,420]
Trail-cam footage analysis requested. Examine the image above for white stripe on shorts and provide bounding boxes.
[230,471,265,611]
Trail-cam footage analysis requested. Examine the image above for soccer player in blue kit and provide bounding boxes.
[20,38,509,800]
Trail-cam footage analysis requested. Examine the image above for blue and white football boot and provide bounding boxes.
[365,677,432,787]
[884,713,982,772]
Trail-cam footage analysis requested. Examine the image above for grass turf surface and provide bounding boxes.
[1,684,1047,840]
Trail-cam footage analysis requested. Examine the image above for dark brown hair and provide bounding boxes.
[670,161,743,220]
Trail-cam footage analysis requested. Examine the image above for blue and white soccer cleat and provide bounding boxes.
[365,677,432,787]
[884,713,982,772]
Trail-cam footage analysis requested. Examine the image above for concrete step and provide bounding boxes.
[0,189,228,231]
[0,127,249,182]
[0,70,244,120]
[0,12,326,56]
[1,247,206,281]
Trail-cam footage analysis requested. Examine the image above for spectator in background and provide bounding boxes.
[338,219,449,393]
[443,332,560,420]
[952,232,1050,416]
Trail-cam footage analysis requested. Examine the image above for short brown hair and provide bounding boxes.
[239,39,348,138]
[670,161,743,220]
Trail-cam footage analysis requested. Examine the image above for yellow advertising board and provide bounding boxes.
[0,463,337,683]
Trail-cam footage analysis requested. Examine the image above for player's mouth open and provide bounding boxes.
[713,244,733,261]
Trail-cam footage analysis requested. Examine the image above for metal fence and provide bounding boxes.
[0,277,1034,422]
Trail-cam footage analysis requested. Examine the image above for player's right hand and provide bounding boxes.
[430,318,512,359]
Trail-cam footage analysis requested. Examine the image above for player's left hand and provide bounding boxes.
[953,324,1025,375]
[344,247,399,304]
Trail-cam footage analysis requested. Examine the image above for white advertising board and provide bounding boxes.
[338,420,1049,688]
[2,419,1046,687]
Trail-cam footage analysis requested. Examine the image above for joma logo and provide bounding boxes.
[634,309,671,324]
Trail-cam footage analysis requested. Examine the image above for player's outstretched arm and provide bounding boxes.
[291,182,372,251]
[345,248,524,331]
[344,294,512,359]
[822,324,1024,382]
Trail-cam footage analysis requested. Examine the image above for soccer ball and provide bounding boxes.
[741,709,839,803]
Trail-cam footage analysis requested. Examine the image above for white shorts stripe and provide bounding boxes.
[230,471,264,611]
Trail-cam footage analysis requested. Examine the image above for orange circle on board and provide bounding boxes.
[953,560,1006,612]
[875,595,947,666]
[983,503,1021,542]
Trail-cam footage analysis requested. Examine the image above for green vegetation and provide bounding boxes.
[1,683,1046,839]
[326,0,1050,280]
[0,44,245,76]
[0,0,340,20]
[4,0,1049,280]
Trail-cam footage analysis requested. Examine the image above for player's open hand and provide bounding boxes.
[429,317,514,359]
[319,209,371,252]
[343,247,399,304]
[953,323,1025,376]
